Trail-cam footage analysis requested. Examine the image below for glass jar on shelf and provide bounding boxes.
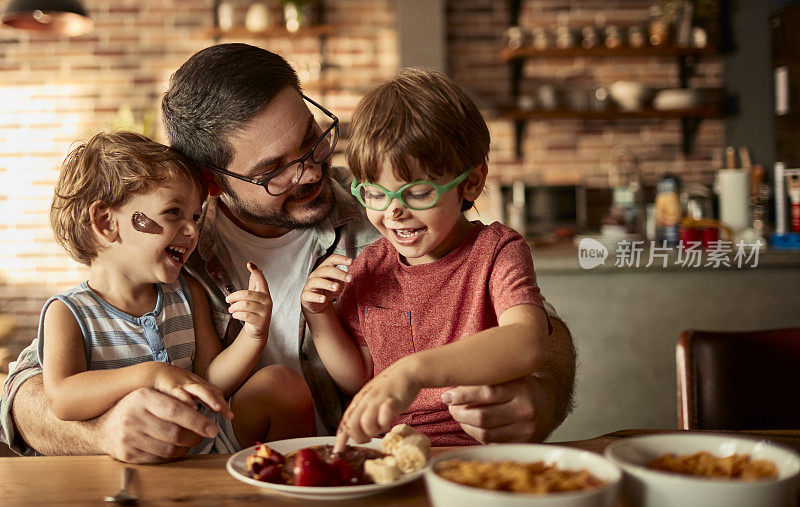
[555,12,574,49]
[628,25,646,48]
[245,2,271,32]
[581,26,598,49]
[604,25,622,49]
[217,1,235,31]
[555,27,574,49]
[504,26,527,50]
[531,26,549,49]
[648,5,669,46]
[592,87,609,111]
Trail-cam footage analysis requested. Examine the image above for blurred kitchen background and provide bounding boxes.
[1,0,799,442]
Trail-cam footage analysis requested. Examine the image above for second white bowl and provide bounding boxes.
[604,433,800,507]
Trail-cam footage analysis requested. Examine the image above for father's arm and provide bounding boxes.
[3,345,218,462]
[444,317,576,443]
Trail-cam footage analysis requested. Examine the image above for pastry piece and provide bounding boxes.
[364,456,403,484]
[381,423,417,455]
[362,423,432,484]
[393,433,430,473]
[246,444,286,484]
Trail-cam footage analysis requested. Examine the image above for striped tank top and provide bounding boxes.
[35,276,237,454]
[36,277,195,371]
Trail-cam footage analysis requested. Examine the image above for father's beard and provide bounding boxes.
[221,164,334,231]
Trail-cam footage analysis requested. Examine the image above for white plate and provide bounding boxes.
[226,436,426,500]
[604,433,800,507]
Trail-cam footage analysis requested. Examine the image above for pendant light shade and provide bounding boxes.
[2,0,93,36]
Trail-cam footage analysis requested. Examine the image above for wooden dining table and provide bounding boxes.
[1,429,798,506]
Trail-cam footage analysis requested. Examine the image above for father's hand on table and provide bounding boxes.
[100,387,219,463]
[442,376,557,444]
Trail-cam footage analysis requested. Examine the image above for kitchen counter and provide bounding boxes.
[529,239,800,273]
[531,238,800,444]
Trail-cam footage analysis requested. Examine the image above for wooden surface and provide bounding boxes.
[1,453,427,506]
[1,429,798,506]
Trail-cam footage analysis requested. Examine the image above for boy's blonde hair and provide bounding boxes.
[347,68,490,184]
[51,131,206,266]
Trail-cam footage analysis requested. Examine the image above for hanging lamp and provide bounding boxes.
[2,0,93,36]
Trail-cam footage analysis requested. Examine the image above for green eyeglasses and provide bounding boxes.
[351,166,474,211]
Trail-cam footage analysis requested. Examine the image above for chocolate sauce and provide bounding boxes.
[131,211,164,234]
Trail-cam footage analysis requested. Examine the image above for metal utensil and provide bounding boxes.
[104,467,137,504]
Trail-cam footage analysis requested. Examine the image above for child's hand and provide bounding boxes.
[153,362,233,419]
[301,254,352,314]
[337,359,420,444]
[226,261,272,341]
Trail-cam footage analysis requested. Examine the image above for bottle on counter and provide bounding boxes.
[606,145,645,238]
[655,173,682,246]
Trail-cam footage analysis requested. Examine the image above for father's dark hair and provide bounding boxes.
[161,43,301,170]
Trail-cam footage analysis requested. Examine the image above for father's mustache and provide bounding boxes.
[290,163,329,199]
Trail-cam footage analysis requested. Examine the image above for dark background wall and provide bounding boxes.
[773,0,800,9]
[724,0,776,170]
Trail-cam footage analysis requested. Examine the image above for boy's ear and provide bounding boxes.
[89,201,119,244]
[200,169,222,197]
[462,162,488,202]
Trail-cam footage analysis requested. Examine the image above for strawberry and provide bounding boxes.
[330,457,362,485]
[254,463,284,484]
[293,448,336,486]
[264,448,285,466]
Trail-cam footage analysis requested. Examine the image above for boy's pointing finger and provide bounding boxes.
[246,261,270,295]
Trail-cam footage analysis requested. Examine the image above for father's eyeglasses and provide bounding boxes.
[204,94,339,196]
[351,166,474,211]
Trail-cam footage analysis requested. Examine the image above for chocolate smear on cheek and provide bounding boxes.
[131,211,164,234]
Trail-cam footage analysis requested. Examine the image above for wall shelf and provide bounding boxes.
[501,1,728,157]
[499,45,715,61]
[205,2,335,101]
[499,106,722,121]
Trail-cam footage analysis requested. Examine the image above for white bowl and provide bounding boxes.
[608,81,651,111]
[424,444,621,507]
[604,433,800,507]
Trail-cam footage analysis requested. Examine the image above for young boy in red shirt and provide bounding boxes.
[301,69,551,446]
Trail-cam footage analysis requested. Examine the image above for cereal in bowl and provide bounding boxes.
[434,459,606,494]
[646,451,778,481]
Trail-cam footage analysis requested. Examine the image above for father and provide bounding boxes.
[0,43,575,463]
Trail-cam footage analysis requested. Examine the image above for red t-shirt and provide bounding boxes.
[334,221,548,446]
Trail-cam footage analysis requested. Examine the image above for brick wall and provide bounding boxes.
[0,0,398,356]
[447,0,725,187]
[0,0,725,359]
